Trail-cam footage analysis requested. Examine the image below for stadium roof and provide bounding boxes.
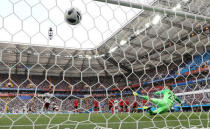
[0,0,209,77]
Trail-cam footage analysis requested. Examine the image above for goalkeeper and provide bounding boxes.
[133,85,182,115]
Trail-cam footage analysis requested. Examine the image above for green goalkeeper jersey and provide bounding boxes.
[155,89,182,107]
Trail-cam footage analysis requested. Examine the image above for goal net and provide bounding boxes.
[0,0,209,129]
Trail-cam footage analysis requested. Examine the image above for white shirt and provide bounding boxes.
[44,93,53,103]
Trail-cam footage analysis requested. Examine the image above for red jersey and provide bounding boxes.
[142,99,147,106]
[119,99,124,106]
[94,100,99,107]
[74,99,79,107]
[125,100,129,106]
[108,99,114,106]
[133,101,138,107]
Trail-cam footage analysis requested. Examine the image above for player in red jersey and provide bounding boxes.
[74,99,79,112]
[94,100,99,112]
[132,101,138,113]
[124,99,130,112]
[119,99,124,113]
[108,98,114,111]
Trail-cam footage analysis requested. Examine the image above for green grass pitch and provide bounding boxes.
[0,112,209,129]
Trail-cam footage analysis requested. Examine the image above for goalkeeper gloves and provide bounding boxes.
[133,92,138,96]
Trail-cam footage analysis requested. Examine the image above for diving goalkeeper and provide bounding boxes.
[133,85,182,115]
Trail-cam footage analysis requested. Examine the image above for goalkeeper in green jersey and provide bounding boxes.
[133,85,182,115]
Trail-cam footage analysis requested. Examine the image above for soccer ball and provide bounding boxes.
[64,8,82,25]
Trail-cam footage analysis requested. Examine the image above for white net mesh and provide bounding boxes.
[0,0,209,129]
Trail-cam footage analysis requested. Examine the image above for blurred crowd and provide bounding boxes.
[0,59,209,113]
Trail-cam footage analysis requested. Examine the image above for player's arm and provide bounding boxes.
[133,92,141,97]
[175,95,182,104]
[133,92,149,101]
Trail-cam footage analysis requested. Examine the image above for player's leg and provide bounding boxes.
[148,106,169,115]
[147,99,168,115]
[44,103,50,112]
[109,105,112,111]
[133,106,137,113]
[114,105,118,114]
[74,106,77,113]
[94,106,96,112]
[94,106,98,113]
[133,92,149,101]
[120,105,123,113]
[125,106,128,112]
[73,106,75,113]
[150,98,166,107]
[133,92,168,114]
[44,103,47,111]
[76,106,78,113]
